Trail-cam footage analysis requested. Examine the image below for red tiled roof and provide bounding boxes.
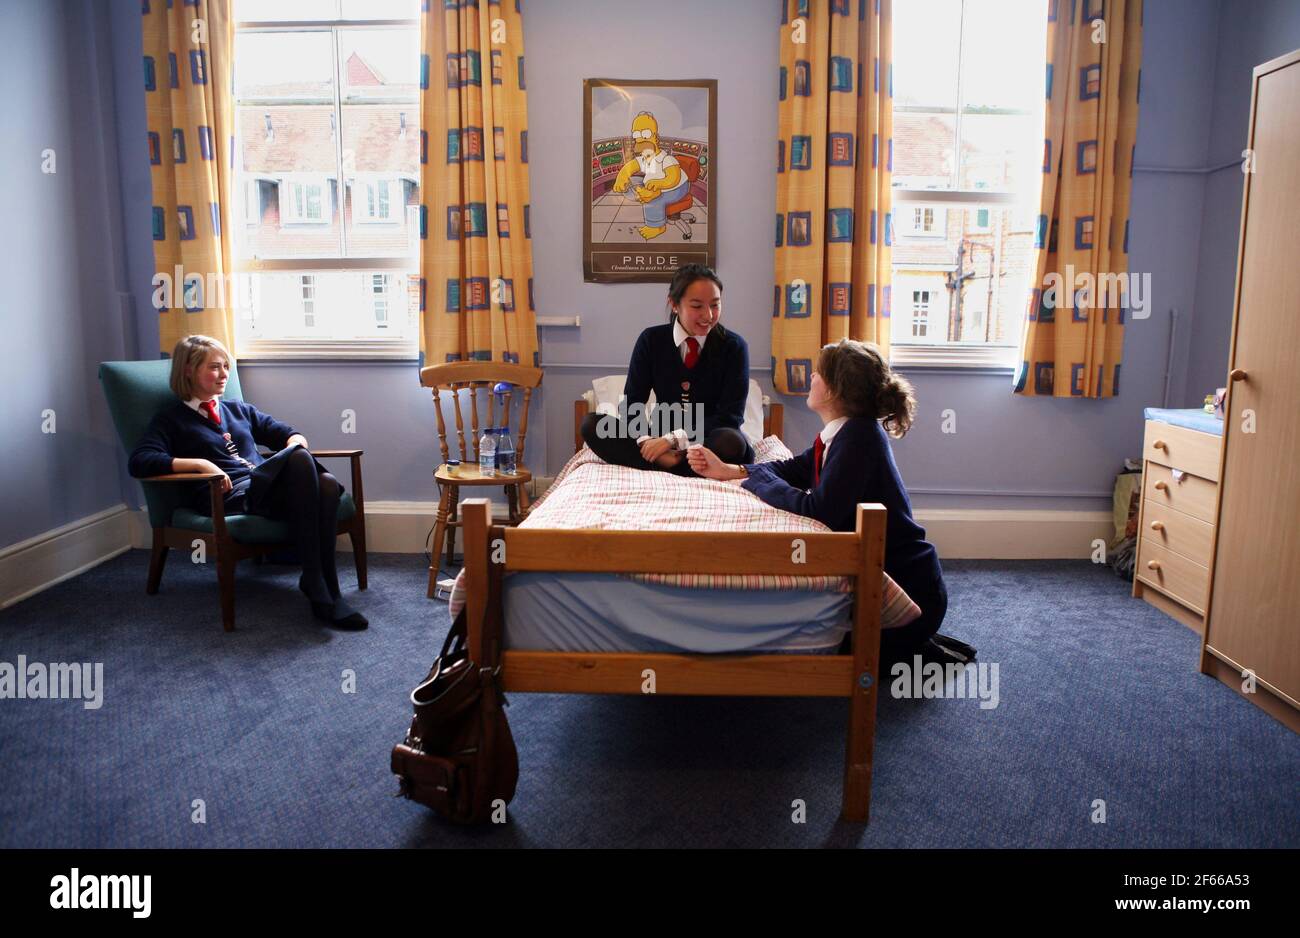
[241,106,418,174]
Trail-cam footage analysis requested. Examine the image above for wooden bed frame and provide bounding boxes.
[457,496,887,822]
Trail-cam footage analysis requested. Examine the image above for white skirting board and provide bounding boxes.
[3,501,1114,611]
[130,503,1111,560]
[0,505,133,610]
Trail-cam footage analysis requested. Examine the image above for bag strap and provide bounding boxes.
[440,605,469,662]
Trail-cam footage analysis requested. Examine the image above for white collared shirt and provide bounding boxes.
[185,396,220,416]
[819,416,849,462]
[672,316,708,361]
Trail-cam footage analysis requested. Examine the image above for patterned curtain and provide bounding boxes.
[142,0,236,355]
[1014,0,1142,397]
[419,0,538,367]
[773,0,892,395]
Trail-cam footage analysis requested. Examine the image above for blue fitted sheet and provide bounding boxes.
[503,572,853,654]
[1143,407,1224,436]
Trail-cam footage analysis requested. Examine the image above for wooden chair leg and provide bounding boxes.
[506,483,520,525]
[428,484,452,599]
[216,548,237,633]
[348,521,368,591]
[444,485,459,570]
[516,481,531,519]
[146,527,169,594]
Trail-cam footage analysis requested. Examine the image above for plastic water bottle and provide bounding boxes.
[496,428,516,476]
[478,428,496,477]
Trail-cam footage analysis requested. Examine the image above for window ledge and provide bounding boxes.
[889,345,1019,373]
[238,338,418,362]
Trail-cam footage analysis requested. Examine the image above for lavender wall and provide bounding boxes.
[90,0,1239,522]
[1183,0,1300,405]
[0,0,134,550]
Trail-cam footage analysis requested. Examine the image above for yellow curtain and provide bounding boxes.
[1015,0,1142,397]
[142,0,236,355]
[419,0,538,367]
[773,0,892,395]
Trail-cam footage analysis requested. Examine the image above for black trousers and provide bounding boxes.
[860,577,948,665]
[201,448,342,602]
[579,412,754,476]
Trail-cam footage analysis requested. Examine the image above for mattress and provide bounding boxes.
[1143,407,1224,436]
[503,571,852,654]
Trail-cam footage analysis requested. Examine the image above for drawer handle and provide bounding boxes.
[1153,439,1167,451]
[1230,368,1248,382]
[1154,481,1169,492]
[1150,521,1164,531]
[1147,560,1161,572]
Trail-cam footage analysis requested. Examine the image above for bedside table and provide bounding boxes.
[1132,408,1224,633]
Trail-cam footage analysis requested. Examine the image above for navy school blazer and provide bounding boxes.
[623,323,749,437]
[128,399,299,507]
[740,416,944,603]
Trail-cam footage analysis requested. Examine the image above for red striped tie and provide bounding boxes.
[813,434,825,486]
[683,337,700,369]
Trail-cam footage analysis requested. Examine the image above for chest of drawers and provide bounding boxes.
[1131,419,1223,633]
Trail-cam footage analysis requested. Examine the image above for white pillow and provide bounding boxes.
[587,375,766,442]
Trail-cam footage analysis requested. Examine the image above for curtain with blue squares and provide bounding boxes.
[418,0,538,369]
[142,0,236,355]
[1014,0,1142,398]
[773,0,893,396]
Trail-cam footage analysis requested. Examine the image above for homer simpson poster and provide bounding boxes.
[583,78,716,283]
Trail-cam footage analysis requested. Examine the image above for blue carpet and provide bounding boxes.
[0,550,1295,848]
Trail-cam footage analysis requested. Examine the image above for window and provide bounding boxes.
[891,0,1046,366]
[301,275,316,327]
[282,178,327,224]
[231,0,420,357]
[911,290,933,338]
[357,177,395,222]
[372,274,389,327]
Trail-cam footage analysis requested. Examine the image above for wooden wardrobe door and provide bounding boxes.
[1204,55,1300,706]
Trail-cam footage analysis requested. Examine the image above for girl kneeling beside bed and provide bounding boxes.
[687,339,973,665]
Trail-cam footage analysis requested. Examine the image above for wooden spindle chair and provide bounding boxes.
[419,361,543,598]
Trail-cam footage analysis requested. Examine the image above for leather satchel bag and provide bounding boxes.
[391,567,518,824]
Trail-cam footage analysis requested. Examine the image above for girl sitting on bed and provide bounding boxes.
[687,338,973,665]
[579,263,753,476]
[128,335,367,630]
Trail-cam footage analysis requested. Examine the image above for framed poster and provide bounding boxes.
[583,78,717,283]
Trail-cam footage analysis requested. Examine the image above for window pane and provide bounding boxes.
[342,105,418,256]
[892,0,961,186]
[340,0,418,20]
[339,29,419,101]
[234,0,340,22]
[239,271,418,340]
[959,0,1047,115]
[236,105,342,258]
[234,32,333,100]
[892,207,1031,347]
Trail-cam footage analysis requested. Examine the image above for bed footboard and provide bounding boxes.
[458,497,885,823]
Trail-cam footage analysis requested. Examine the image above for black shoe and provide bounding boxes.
[310,601,369,631]
[931,633,977,662]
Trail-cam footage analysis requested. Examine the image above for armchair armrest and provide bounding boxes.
[140,472,225,483]
[310,450,365,516]
[139,473,229,537]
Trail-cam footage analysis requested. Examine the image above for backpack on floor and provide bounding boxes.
[391,568,517,825]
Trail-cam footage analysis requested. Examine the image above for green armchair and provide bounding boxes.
[99,359,368,632]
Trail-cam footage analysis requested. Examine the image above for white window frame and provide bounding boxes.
[356,175,397,223]
[372,273,389,327]
[910,289,933,338]
[890,0,1042,371]
[280,176,330,225]
[301,274,316,327]
[232,4,420,360]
